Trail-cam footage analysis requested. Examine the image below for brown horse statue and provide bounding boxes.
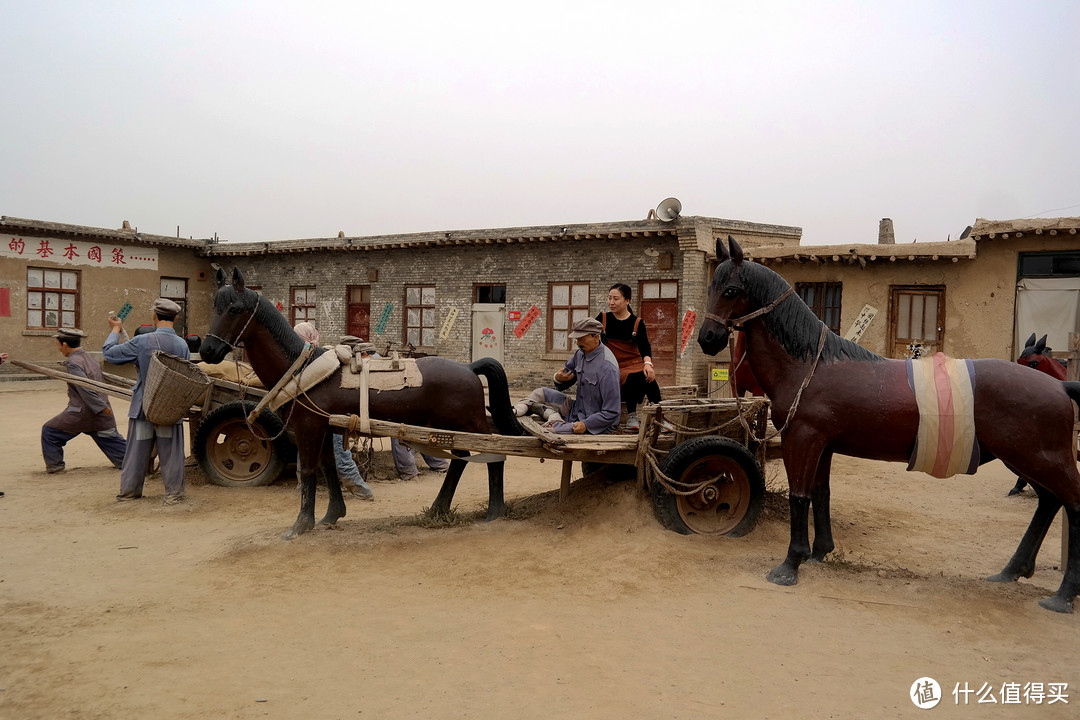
[1009,333,1071,495]
[200,268,524,540]
[697,237,1080,613]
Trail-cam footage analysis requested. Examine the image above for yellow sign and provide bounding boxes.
[711,368,729,381]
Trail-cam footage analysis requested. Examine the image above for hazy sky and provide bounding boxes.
[3,1,1078,246]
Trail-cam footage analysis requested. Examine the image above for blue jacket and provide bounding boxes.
[550,343,621,434]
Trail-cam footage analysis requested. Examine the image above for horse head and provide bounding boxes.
[201,267,259,364]
[697,236,749,356]
[1018,333,1067,380]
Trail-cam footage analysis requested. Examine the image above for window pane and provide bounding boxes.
[61,271,78,289]
[572,308,589,323]
[407,328,420,346]
[910,296,925,338]
[293,289,305,304]
[421,328,434,346]
[571,284,589,306]
[552,285,569,306]
[28,292,42,309]
[642,282,659,299]
[922,297,939,340]
[45,310,58,327]
[490,286,506,303]
[406,287,419,305]
[61,294,75,310]
[27,268,43,287]
[551,334,567,352]
[421,287,435,305]
[422,308,434,327]
[44,270,61,288]
[407,308,420,326]
[660,282,678,299]
[62,311,75,326]
[45,293,59,309]
[28,309,41,326]
[897,296,911,339]
[552,309,568,330]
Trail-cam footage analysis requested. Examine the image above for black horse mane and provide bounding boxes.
[219,285,327,362]
[724,261,885,364]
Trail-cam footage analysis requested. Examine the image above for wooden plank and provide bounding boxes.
[560,460,572,501]
[11,359,134,400]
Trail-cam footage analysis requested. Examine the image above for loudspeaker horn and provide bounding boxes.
[655,197,682,222]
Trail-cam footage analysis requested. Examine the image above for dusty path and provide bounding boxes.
[1,381,1077,719]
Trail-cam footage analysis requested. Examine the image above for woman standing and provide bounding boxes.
[595,284,661,430]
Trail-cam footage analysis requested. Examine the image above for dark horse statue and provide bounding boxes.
[200,268,523,540]
[1009,333,1070,495]
[697,237,1080,613]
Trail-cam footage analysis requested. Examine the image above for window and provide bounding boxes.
[27,267,79,329]
[796,282,842,334]
[160,277,188,337]
[404,285,435,347]
[291,286,316,325]
[549,281,590,352]
[641,280,679,301]
[474,284,506,303]
[1018,251,1080,278]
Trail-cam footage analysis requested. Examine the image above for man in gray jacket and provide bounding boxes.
[103,298,190,504]
[41,328,127,473]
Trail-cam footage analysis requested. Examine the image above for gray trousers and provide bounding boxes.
[118,418,186,498]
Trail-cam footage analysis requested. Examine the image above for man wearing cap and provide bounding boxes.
[513,317,621,434]
[103,298,191,504]
[41,328,127,474]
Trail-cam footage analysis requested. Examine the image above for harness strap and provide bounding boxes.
[705,286,796,329]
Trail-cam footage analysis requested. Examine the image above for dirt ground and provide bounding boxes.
[1,381,1078,719]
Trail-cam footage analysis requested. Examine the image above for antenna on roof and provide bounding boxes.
[654,197,682,222]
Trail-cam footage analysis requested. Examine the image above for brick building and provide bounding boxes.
[203,215,802,390]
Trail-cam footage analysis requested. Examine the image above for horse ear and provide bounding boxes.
[232,267,246,294]
[1035,335,1048,355]
[1024,333,1036,349]
[716,237,730,262]
[729,236,744,267]
[215,267,228,289]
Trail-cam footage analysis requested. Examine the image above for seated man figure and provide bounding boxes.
[514,317,621,435]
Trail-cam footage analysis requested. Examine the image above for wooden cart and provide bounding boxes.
[328,396,772,537]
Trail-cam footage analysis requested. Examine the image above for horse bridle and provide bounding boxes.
[205,292,260,350]
[705,286,795,331]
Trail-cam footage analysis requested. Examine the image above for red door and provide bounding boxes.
[639,280,679,386]
[347,285,370,340]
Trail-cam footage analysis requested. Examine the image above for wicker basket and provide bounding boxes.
[142,351,212,426]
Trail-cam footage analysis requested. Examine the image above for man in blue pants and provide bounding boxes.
[103,298,190,504]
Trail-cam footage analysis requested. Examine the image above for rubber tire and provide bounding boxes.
[194,401,292,487]
[652,435,765,537]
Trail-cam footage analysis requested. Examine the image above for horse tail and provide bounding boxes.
[469,358,525,436]
[1064,381,1080,409]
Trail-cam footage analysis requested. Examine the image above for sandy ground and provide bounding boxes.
[1,380,1078,719]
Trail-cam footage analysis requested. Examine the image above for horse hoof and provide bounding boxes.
[1038,596,1074,614]
[986,571,1017,583]
[766,565,799,586]
[485,506,507,522]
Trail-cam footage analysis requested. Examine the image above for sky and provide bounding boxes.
[2,1,1078,246]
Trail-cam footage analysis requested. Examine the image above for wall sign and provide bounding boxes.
[4,236,158,270]
[514,305,541,339]
[679,308,697,356]
[439,307,459,340]
[375,302,393,335]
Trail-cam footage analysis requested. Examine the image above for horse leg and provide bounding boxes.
[767,495,811,586]
[1039,504,1080,614]
[320,436,348,527]
[485,460,507,522]
[430,453,469,515]
[283,423,324,540]
[988,482,1061,583]
[1008,477,1028,496]
[808,451,835,562]
[768,439,825,585]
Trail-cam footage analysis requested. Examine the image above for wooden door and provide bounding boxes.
[639,280,679,386]
[889,286,945,359]
[347,285,370,340]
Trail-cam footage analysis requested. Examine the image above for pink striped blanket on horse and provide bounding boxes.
[906,352,980,478]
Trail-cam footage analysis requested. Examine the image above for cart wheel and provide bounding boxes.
[194,401,291,487]
[652,435,764,537]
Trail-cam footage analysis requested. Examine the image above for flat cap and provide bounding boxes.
[567,316,603,339]
[152,297,182,316]
[53,327,87,340]
[354,342,378,356]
